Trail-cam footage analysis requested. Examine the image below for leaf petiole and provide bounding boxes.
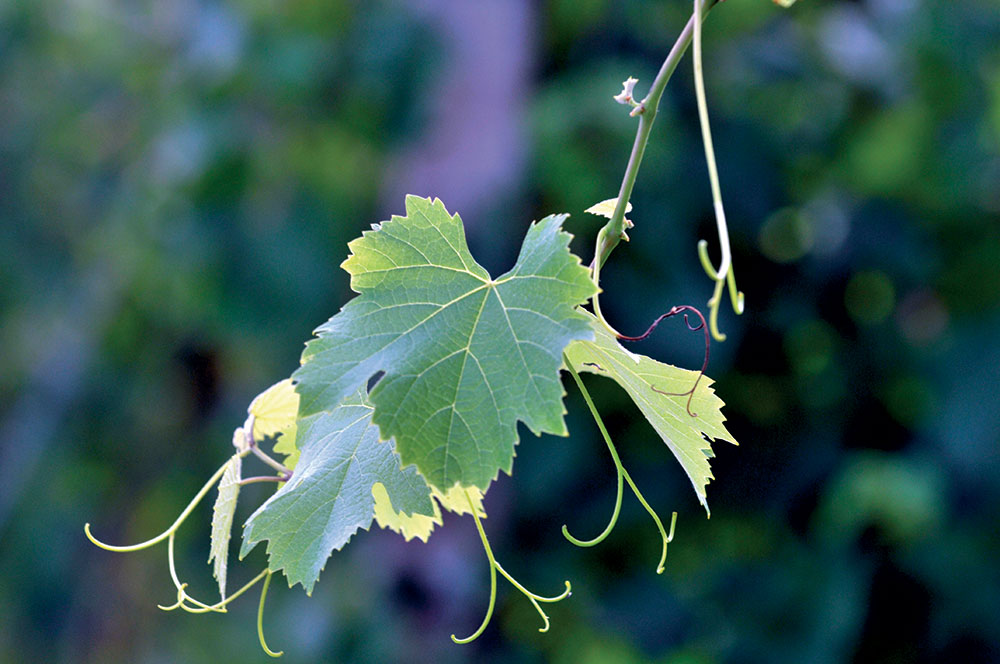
[244,415,292,479]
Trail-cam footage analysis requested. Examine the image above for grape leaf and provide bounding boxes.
[240,388,435,593]
[373,483,486,543]
[293,195,597,490]
[565,312,737,514]
[208,454,241,600]
[248,379,300,468]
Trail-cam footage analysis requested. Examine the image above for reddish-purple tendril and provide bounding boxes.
[616,305,709,417]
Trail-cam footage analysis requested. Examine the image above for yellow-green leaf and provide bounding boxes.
[373,483,486,543]
[208,454,241,600]
[585,197,633,227]
[565,312,737,514]
[249,378,300,469]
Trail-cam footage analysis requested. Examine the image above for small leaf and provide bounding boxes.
[565,312,737,514]
[373,483,486,543]
[249,379,299,439]
[585,197,634,229]
[240,388,435,594]
[433,483,486,518]
[294,195,597,490]
[209,454,242,600]
[249,379,300,468]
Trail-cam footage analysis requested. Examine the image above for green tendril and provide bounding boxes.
[706,273,727,342]
[158,529,270,614]
[453,489,572,642]
[495,562,572,633]
[257,571,283,658]
[562,355,625,546]
[693,0,744,342]
[84,459,231,552]
[159,531,223,613]
[451,489,499,644]
[564,355,679,574]
[157,584,191,612]
[86,454,271,619]
[621,469,678,574]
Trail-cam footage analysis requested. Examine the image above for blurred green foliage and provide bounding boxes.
[1,1,999,662]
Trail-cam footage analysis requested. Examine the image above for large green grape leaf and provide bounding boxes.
[293,195,597,490]
[208,454,241,600]
[240,388,435,594]
[565,312,737,514]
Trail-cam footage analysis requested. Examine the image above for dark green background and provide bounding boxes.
[2,1,999,662]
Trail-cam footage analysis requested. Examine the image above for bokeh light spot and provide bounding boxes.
[785,319,836,377]
[758,207,814,263]
[845,270,895,325]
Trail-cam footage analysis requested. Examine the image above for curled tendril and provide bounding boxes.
[495,562,572,633]
[564,355,679,574]
[616,304,709,418]
[159,531,222,613]
[698,240,745,342]
[157,530,270,614]
[452,489,572,643]
[84,459,233,553]
[85,447,281,656]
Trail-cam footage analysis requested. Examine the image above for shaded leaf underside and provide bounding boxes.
[240,389,434,593]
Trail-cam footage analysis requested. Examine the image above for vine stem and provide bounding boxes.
[593,0,717,272]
